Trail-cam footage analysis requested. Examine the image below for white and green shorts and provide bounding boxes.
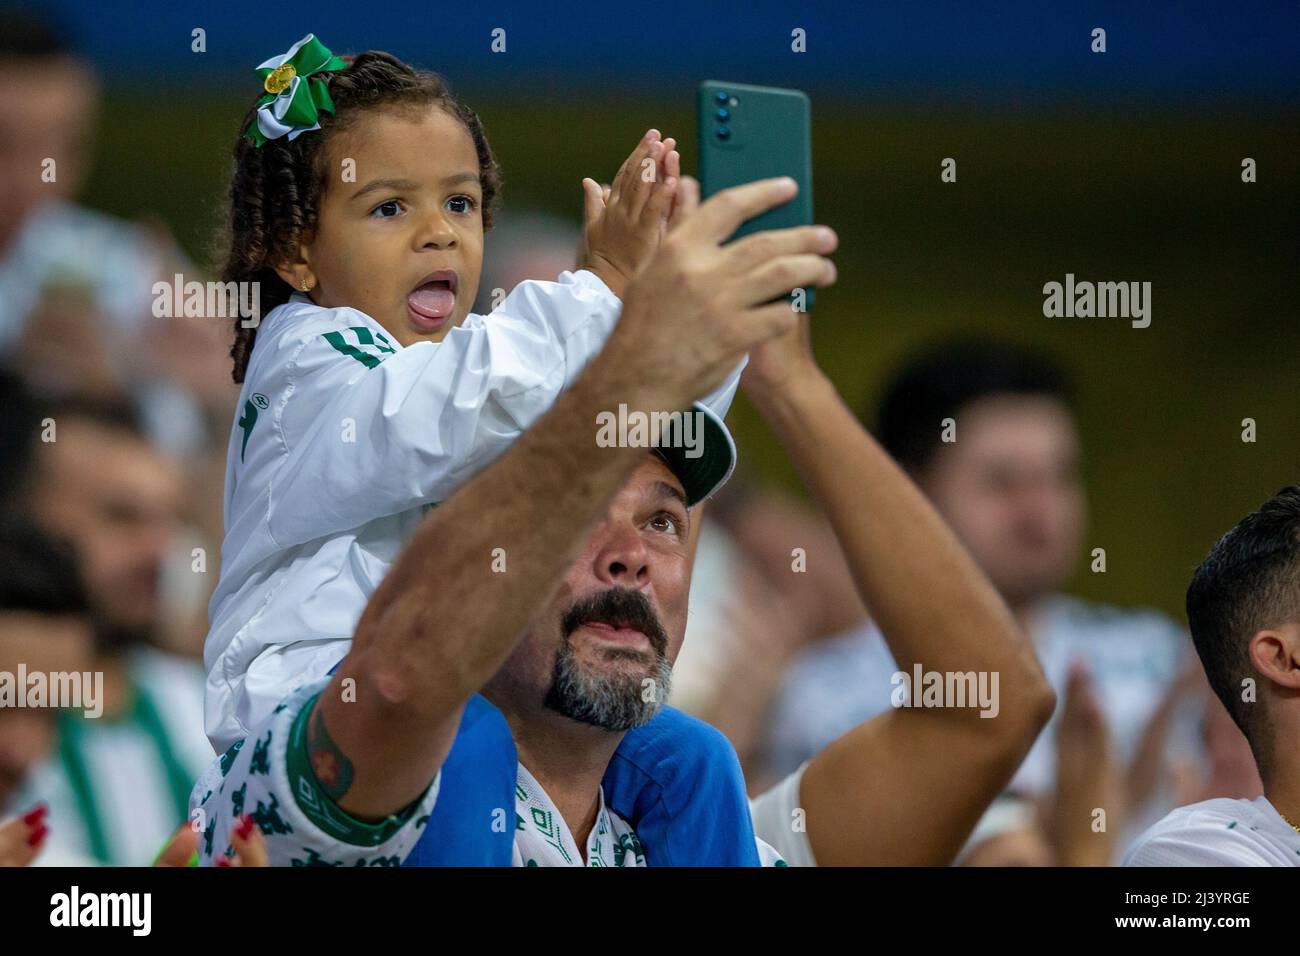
[188,679,440,867]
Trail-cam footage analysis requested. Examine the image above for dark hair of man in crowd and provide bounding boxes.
[1186,486,1300,774]
[872,338,1074,473]
[0,368,37,505]
[0,10,73,61]
[0,512,90,618]
[10,390,149,500]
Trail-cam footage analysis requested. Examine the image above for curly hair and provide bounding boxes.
[218,51,502,383]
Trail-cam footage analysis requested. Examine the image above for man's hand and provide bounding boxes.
[740,298,824,398]
[604,177,839,412]
[1123,654,1203,811]
[701,223,833,406]
[738,220,841,398]
[579,129,680,299]
[1052,662,1121,866]
[326,176,838,821]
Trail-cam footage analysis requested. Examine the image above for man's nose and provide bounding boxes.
[593,523,651,588]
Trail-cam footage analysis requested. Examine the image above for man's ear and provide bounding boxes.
[272,243,317,294]
[1248,624,1300,690]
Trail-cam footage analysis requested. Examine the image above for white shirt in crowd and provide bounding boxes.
[763,594,1196,853]
[767,595,1191,792]
[203,272,743,754]
[1124,796,1300,866]
[0,199,160,354]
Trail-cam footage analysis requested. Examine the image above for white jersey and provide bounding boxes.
[191,677,780,867]
[748,763,816,866]
[205,271,743,753]
[513,764,785,867]
[1124,796,1300,866]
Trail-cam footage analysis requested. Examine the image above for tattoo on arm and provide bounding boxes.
[307,704,355,802]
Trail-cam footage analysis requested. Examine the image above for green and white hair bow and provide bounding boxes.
[245,34,347,147]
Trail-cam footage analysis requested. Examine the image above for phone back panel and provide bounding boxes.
[697,80,813,243]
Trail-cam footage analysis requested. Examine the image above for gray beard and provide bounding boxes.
[543,637,672,731]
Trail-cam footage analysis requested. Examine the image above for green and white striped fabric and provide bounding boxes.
[16,648,213,867]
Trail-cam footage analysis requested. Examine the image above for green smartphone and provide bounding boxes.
[698,80,814,305]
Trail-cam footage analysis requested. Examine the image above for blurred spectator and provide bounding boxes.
[11,395,213,865]
[760,338,1202,861]
[1172,691,1263,807]
[715,482,867,645]
[0,13,160,364]
[0,367,37,506]
[673,481,867,787]
[0,514,97,865]
[955,795,1053,867]
[0,11,234,465]
[671,516,807,770]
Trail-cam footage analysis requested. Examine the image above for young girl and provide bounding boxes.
[198,35,757,865]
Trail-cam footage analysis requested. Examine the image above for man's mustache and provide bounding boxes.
[561,587,669,656]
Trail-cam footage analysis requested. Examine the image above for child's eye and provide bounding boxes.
[446,195,477,215]
[370,199,403,219]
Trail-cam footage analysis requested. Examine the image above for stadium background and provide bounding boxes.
[38,0,1300,620]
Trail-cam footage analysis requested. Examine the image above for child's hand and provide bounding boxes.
[579,129,680,299]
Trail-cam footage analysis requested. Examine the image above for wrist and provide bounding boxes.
[748,366,837,429]
[585,256,629,301]
[581,332,683,418]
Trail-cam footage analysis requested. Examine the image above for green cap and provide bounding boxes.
[653,402,737,507]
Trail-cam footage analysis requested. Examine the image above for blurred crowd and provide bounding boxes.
[0,11,1262,867]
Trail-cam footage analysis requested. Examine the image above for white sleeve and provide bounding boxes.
[1124,826,1280,867]
[749,763,818,866]
[263,271,621,549]
[700,356,747,421]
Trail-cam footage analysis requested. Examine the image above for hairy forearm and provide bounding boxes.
[750,371,1052,864]
[319,348,664,817]
[356,357,655,712]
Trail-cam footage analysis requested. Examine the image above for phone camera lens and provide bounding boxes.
[716,108,730,121]
[716,125,730,140]
[714,90,729,104]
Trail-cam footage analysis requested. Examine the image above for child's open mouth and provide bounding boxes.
[406,270,458,332]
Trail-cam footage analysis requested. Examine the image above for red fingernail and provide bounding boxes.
[216,857,231,867]
[236,814,256,840]
[26,824,48,847]
[22,804,48,826]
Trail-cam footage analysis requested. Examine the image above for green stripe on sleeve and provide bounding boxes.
[322,330,380,369]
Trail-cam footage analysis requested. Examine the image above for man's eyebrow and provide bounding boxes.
[350,177,421,201]
[651,481,690,513]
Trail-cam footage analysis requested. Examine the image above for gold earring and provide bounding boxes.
[299,278,313,292]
